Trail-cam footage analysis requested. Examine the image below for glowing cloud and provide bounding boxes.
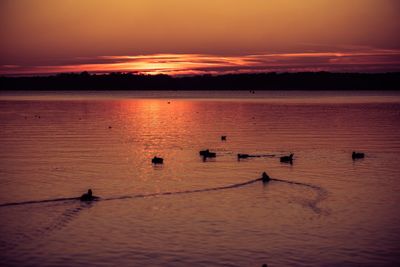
[1,49,400,76]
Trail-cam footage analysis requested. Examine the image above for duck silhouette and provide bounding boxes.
[352,151,365,160]
[280,153,293,164]
[262,172,270,183]
[199,149,216,158]
[237,153,250,159]
[152,156,164,164]
[199,149,210,156]
[80,189,98,201]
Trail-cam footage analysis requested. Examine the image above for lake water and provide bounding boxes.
[0,91,400,266]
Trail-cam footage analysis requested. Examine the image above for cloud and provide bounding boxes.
[1,49,400,76]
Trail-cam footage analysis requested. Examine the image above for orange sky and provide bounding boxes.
[1,0,400,75]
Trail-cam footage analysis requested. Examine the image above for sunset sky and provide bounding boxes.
[1,0,400,75]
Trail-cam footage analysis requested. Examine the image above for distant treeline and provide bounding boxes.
[1,72,399,90]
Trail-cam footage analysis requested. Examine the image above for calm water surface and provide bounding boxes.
[0,91,400,266]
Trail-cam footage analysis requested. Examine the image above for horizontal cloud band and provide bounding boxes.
[2,49,400,76]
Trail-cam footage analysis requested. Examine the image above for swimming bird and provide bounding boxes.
[199,149,216,158]
[280,153,293,163]
[262,172,270,183]
[152,156,164,164]
[221,136,227,141]
[199,149,210,156]
[352,151,365,159]
[200,150,216,161]
[237,153,250,159]
[80,189,98,201]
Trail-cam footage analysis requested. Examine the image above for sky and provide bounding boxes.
[1,0,400,75]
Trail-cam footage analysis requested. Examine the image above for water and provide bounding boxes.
[0,91,400,266]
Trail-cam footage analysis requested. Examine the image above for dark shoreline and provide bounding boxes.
[1,72,400,90]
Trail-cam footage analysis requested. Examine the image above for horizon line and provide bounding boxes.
[2,70,400,78]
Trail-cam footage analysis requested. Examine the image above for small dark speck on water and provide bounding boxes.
[108,126,112,129]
